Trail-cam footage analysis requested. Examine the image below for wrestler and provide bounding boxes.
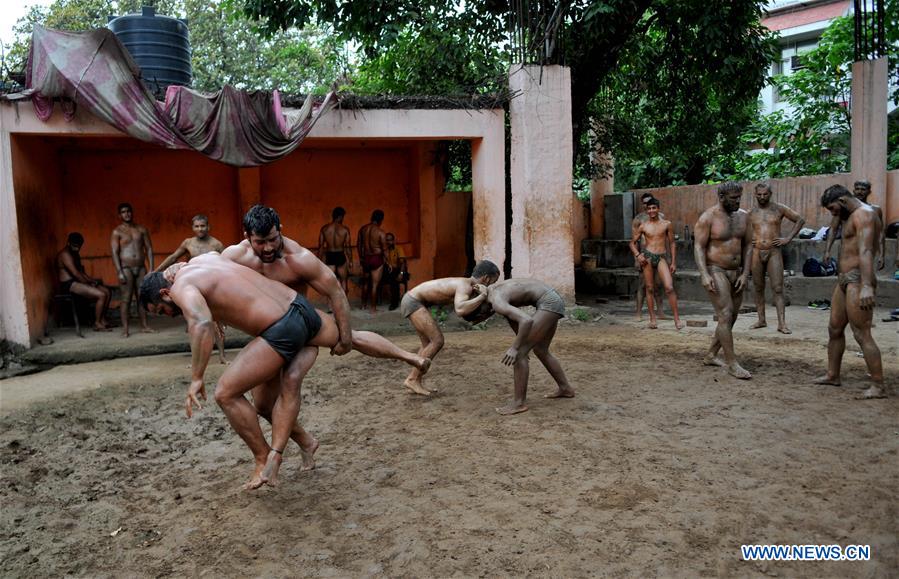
[223,205,428,467]
[631,193,664,321]
[111,202,154,337]
[154,214,228,363]
[318,207,353,293]
[813,185,887,399]
[824,181,886,270]
[357,209,387,312]
[154,214,225,271]
[140,254,332,489]
[748,183,805,334]
[400,260,500,395]
[694,182,753,380]
[486,278,575,415]
[56,232,112,331]
[629,197,684,329]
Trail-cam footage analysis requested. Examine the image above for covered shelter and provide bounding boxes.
[0,96,505,348]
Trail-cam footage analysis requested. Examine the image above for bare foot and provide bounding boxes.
[813,374,841,386]
[92,324,112,332]
[219,356,230,365]
[259,450,283,487]
[243,460,267,491]
[636,312,643,321]
[648,322,658,329]
[750,320,767,330]
[777,326,792,334]
[403,377,432,396]
[121,330,130,338]
[496,402,529,415]
[674,320,685,330]
[141,326,157,334]
[726,362,751,380]
[299,438,319,471]
[702,354,725,367]
[857,386,888,400]
[544,387,575,399]
[657,312,667,320]
[415,357,431,374]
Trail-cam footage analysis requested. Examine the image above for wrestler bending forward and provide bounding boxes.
[140,253,429,490]
[486,278,575,415]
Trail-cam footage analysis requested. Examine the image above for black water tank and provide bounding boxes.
[108,6,191,95]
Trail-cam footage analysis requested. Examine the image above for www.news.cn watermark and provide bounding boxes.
[742,544,871,562]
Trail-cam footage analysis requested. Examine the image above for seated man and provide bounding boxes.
[399,260,500,395]
[140,253,430,490]
[56,232,112,331]
[381,232,409,310]
[486,278,575,415]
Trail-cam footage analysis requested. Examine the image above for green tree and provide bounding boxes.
[240,0,777,187]
[3,0,346,95]
[708,0,899,181]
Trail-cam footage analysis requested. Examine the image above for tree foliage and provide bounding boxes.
[240,0,777,187]
[3,0,346,94]
[708,0,899,181]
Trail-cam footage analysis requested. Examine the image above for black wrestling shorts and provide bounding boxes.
[324,251,347,267]
[60,279,76,294]
[259,294,322,361]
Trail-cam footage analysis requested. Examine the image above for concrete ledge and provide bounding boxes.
[576,267,899,307]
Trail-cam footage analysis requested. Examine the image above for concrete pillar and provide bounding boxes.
[416,142,438,281]
[850,57,889,217]
[0,111,30,348]
[508,64,575,301]
[470,110,507,274]
[589,152,614,239]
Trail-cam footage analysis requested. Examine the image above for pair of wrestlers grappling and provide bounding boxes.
[139,250,574,486]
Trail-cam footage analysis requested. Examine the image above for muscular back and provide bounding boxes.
[697,207,749,269]
[172,253,295,336]
[409,277,474,305]
[488,278,551,308]
[321,223,349,251]
[362,224,386,256]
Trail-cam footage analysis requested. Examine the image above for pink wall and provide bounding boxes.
[633,173,857,236]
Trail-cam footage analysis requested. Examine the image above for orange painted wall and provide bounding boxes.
[12,136,456,340]
[262,144,416,251]
[12,136,66,341]
[435,190,471,278]
[261,142,435,299]
[58,140,242,282]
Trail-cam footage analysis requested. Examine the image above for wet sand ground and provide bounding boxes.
[1,304,897,577]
